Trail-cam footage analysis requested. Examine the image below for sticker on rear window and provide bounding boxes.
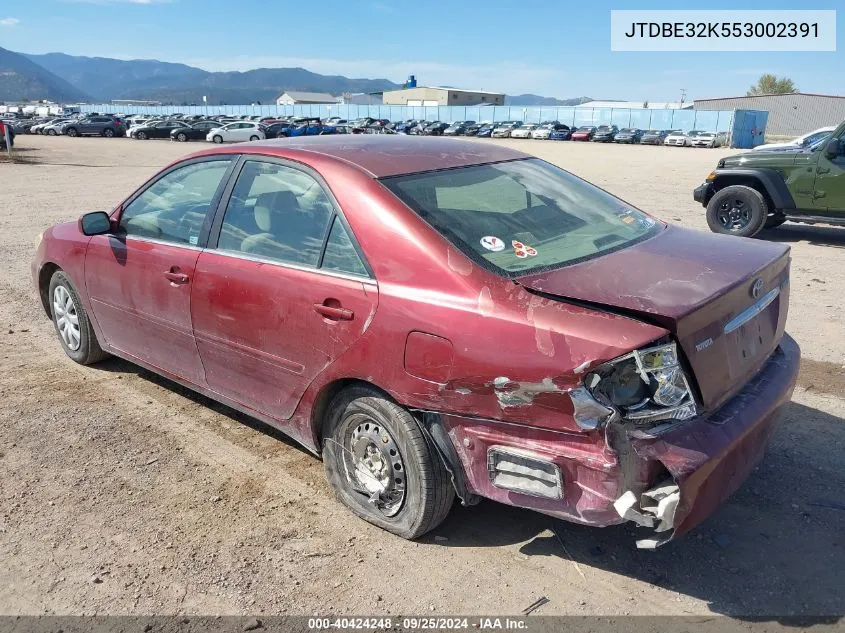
[189,235,198,245]
[480,236,505,252]
[512,240,537,258]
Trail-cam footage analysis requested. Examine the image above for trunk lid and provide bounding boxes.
[517,226,791,411]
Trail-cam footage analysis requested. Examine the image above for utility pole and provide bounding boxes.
[679,88,687,105]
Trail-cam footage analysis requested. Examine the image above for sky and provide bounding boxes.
[0,0,842,100]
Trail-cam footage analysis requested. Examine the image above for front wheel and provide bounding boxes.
[212,135,223,144]
[322,387,454,539]
[176,132,188,142]
[48,271,110,365]
[136,131,148,140]
[66,128,78,137]
[47,129,57,136]
[249,135,259,141]
[706,185,768,237]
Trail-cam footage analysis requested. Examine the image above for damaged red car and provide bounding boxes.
[32,136,799,547]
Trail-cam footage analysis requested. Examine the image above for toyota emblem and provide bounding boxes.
[751,278,764,299]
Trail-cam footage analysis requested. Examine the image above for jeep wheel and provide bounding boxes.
[764,213,787,229]
[706,185,767,238]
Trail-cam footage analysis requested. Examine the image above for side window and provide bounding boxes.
[119,159,232,245]
[217,161,333,267]
[321,217,368,277]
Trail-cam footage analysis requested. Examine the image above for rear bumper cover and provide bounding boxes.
[439,334,800,546]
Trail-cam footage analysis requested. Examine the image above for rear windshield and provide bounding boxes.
[381,158,661,277]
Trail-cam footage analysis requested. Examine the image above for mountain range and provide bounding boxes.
[1,47,590,107]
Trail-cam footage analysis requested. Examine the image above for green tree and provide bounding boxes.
[747,74,797,96]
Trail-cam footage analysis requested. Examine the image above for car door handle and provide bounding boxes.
[163,269,189,284]
[313,303,354,321]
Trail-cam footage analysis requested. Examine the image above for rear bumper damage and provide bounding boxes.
[439,334,800,548]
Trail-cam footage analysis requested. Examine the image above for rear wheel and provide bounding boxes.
[48,271,109,365]
[706,185,768,238]
[322,387,454,539]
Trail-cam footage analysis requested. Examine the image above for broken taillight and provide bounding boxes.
[584,342,697,427]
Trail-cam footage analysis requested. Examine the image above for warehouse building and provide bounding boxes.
[276,91,338,105]
[694,93,845,137]
[382,86,505,107]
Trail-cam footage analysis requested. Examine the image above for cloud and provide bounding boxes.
[178,54,569,97]
[0,17,19,26]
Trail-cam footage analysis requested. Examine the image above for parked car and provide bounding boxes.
[462,121,486,136]
[31,119,67,135]
[131,120,190,140]
[613,128,644,144]
[63,116,126,138]
[688,131,728,148]
[640,130,670,145]
[170,120,226,142]
[423,122,449,136]
[592,125,619,142]
[394,120,419,134]
[33,135,800,548]
[547,124,573,141]
[663,131,690,147]
[531,122,565,140]
[694,120,845,237]
[491,121,522,138]
[443,121,476,136]
[571,126,596,141]
[262,122,293,139]
[475,123,496,138]
[751,126,835,152]
[0,122,14,149]
[510,123,539,139]
[207,122,266,143]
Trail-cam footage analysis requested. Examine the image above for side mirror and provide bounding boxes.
[825,138,841,158]
[80,211,112,236]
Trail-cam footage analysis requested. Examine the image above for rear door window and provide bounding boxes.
[215,161,333,267]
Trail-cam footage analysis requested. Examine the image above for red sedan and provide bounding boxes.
[571,125,597,141]
[32,136,799,547]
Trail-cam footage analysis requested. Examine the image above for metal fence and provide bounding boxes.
[78,103,766,147]
[80,103,736,131]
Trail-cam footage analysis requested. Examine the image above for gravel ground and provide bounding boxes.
[1,135,843,618]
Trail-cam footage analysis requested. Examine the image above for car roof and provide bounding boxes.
[190,135,530,178]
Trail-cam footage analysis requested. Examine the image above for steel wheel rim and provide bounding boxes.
[53,285,81,351]
[341,415,406,517]
[717,198,751,232]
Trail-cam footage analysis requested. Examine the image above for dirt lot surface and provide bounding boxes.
[1,135,844,619]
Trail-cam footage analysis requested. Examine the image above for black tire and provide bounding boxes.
[176,132,188,142]
[103,128,115,138]
[322,387,454,539]
[47,129,56,136]
[706,185,768,238]
[66,127,78,137]
[136,131,148,140]
[764,213,787,229]
[212,135,223,144]
[48,270,110,365]
[249,135,260,141]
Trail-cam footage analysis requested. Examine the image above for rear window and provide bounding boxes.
[381,159,661,277]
